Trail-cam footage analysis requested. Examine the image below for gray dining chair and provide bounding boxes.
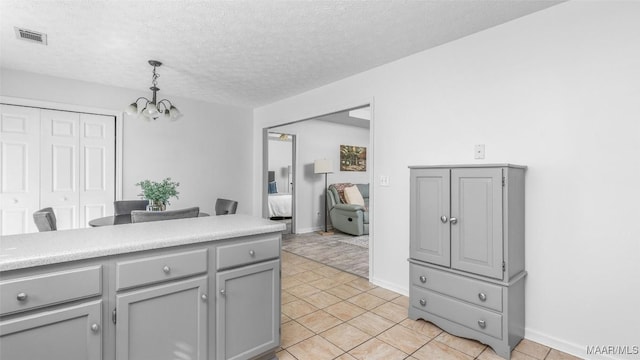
[215,198,238,215]
[114,200,149,215]
[33,207,57,232]
[130,207,200,223]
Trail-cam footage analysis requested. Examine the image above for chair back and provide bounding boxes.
[131,207,200,223]
[33,207,57,232]
[215,198,238,215]
[114,200,149,215]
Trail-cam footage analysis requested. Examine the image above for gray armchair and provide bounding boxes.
[131,207,200,223]
[327,184,369,236]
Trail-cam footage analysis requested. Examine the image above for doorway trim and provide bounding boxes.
[1,96,124,200]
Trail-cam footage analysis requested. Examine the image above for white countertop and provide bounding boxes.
[0,214,286,272]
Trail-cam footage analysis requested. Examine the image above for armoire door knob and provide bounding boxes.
[449,217,458,224]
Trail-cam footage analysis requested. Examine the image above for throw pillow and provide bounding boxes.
[343,185,365,207]
[332,183,353,203]
[268,181,278,194]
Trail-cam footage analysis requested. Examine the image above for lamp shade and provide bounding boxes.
[314,159,333,174]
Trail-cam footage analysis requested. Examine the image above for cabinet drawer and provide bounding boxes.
[116,249,207,291]
[0,266,102,315]
[411,263,502,312]
[411,285,502,339]
[216,236,280,270]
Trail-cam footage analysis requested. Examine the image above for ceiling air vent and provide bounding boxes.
[14,27,47,45]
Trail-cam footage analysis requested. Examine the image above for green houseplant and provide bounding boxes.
[136,177,180,211]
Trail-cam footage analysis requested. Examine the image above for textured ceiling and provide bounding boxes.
[0,1,563,108]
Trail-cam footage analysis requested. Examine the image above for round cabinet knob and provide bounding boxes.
[440,215,448,223]
[13,198,18,204]
[449,217,458,225]
[419,276,427,283]
[249,250,256,257]
[419,299,427,306]
[220,289,226,296]
[162,265,171,274]
[201,294,208,301]
[478,320,486,329]
[90,323,100,333]
[16,292,28,301]
[478,292,487,302]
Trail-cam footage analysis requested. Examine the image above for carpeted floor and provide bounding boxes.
[282,231,369,278]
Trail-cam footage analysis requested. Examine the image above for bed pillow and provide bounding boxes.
[268,181,278,194]
[343,185,365,207]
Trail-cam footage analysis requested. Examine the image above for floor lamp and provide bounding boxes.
[314,159,333,235]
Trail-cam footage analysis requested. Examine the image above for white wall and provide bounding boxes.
[1,68,254,215]
[254,2,640,359]
[272,119,370,233]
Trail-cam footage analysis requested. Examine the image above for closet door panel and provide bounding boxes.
[0,105,41,234]
[79,114,115,227]
[40,110,80,230]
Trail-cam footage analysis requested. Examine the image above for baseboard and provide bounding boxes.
[294,226,323,234]
[369,276,409,297]
[525,328,636,360]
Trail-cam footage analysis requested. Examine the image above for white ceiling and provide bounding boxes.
[0,1,563,108]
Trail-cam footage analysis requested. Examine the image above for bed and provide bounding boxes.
[268,170,292,218]
[268,193,292,218]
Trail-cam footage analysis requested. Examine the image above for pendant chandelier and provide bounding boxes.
[125,60,182,121]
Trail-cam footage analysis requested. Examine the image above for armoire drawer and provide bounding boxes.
[411,285,502,340]
[0,266,102,315]
[216,236,280,270]
[116,249,208,291]
[411,263,503,312]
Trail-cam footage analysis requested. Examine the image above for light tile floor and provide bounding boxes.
[278,251,582,360]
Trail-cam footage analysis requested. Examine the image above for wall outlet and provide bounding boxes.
[380,175,390,186]
[474,144,485,159]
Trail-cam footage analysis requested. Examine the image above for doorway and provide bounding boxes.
[263,104,372,277]
[267,132,295,234]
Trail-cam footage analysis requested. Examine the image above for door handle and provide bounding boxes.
[449,217,458,225]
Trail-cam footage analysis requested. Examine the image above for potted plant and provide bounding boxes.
[136,177,180,211]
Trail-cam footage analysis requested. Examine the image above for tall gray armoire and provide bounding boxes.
[408,164,526,359]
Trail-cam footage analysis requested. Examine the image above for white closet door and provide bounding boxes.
[40,110,80,230]
[79,113,115,227]
[0,105,41,235]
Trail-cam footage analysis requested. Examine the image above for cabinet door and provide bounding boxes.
[115,276,208,360]
[451,168,503,279]
[216,259,280,360]
[410,169,451,267]
[0,300,102,360]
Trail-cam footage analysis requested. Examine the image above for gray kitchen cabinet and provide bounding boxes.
[0,266,103,360]
[0,216,283,360]
[409,164,526,360]
[116,276,208,360]
[216,258,280,360]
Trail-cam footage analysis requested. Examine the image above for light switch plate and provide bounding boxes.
[474,144,485,159]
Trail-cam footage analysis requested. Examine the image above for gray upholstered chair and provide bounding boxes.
[327,183,369,236]
[33,207,57,232]
[130,207,200,223]
[114,200,149,215]
[215,198,238,215]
